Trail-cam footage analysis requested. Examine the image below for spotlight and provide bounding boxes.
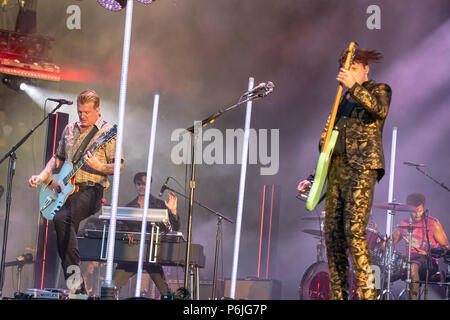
[97,0,154,11]
[1,75,29,92]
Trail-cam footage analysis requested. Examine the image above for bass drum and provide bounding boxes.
[299,262,358,300]
[299,262,330,300]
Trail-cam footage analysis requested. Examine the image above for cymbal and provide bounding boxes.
[302,229,323,237]
[373,202,416,212]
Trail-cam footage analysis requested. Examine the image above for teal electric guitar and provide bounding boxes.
[39,125,117,220]
[306,42,357,211]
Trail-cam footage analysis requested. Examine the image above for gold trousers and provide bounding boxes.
[324,155,378,300]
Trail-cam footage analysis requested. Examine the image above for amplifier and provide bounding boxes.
[199,280,225,300]
[223,279,282,300]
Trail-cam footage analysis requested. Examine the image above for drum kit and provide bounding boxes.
[298,202,450,300]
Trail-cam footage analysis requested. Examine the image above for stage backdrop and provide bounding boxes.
[0,0,448,299]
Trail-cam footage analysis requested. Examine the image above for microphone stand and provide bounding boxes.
[424,210,432,300]
[0,101,66,297]
[406,164,448,299]
[165,185,233,299]
[413,166,450,193]
[4,254,34,292]
[182,90,270,295]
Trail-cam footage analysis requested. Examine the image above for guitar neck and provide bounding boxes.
[320,41,357,153]
[321,83,344,152]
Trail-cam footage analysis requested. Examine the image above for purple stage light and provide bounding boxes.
[97,0,154,11]
[97,0,126,11]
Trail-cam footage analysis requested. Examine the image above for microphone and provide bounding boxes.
[47,98,73,105]
[403,161,426,167]
[244,81,275,97]
[159,177,170,197]
[261,81,275,97]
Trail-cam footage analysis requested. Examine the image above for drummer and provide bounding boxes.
[391,193,449,300]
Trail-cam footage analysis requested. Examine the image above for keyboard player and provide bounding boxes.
[112,172,179,298]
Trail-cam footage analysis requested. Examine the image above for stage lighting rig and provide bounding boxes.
[0,1,60,86]
[0,29,60,83]
[97,0,154,12]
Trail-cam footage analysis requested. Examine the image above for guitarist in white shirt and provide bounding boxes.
[28,90,123,294]
[298,48,392,300]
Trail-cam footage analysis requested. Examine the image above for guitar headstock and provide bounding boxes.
[343,41,358,70]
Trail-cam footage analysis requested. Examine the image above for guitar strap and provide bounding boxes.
[72,125,99,164]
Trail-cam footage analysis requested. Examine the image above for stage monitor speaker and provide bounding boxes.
[199,280,224,300]
[141,279,225,300]
[224,279,282,300]
[155,280,225,300]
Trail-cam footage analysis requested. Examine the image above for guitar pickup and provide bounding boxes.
[41,197,54,211]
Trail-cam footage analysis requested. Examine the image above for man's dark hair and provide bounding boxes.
[339,47,383,67]
[406,193,426,207]
[133,172,152,184]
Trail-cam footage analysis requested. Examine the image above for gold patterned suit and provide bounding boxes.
[319,80,392,299]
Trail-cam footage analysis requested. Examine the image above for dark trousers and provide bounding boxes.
[324,154,378,300]
[113,263,169,297]
[53,185,103,281]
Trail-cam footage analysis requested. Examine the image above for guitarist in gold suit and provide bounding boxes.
[298,48,391,299]
[28,90,123,294]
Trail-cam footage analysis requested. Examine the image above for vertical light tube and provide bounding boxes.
[384,127,397,299]
[103,0,134,286]
[230,77,254,299]
[135,92,160,297]
[385,127,398,237]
